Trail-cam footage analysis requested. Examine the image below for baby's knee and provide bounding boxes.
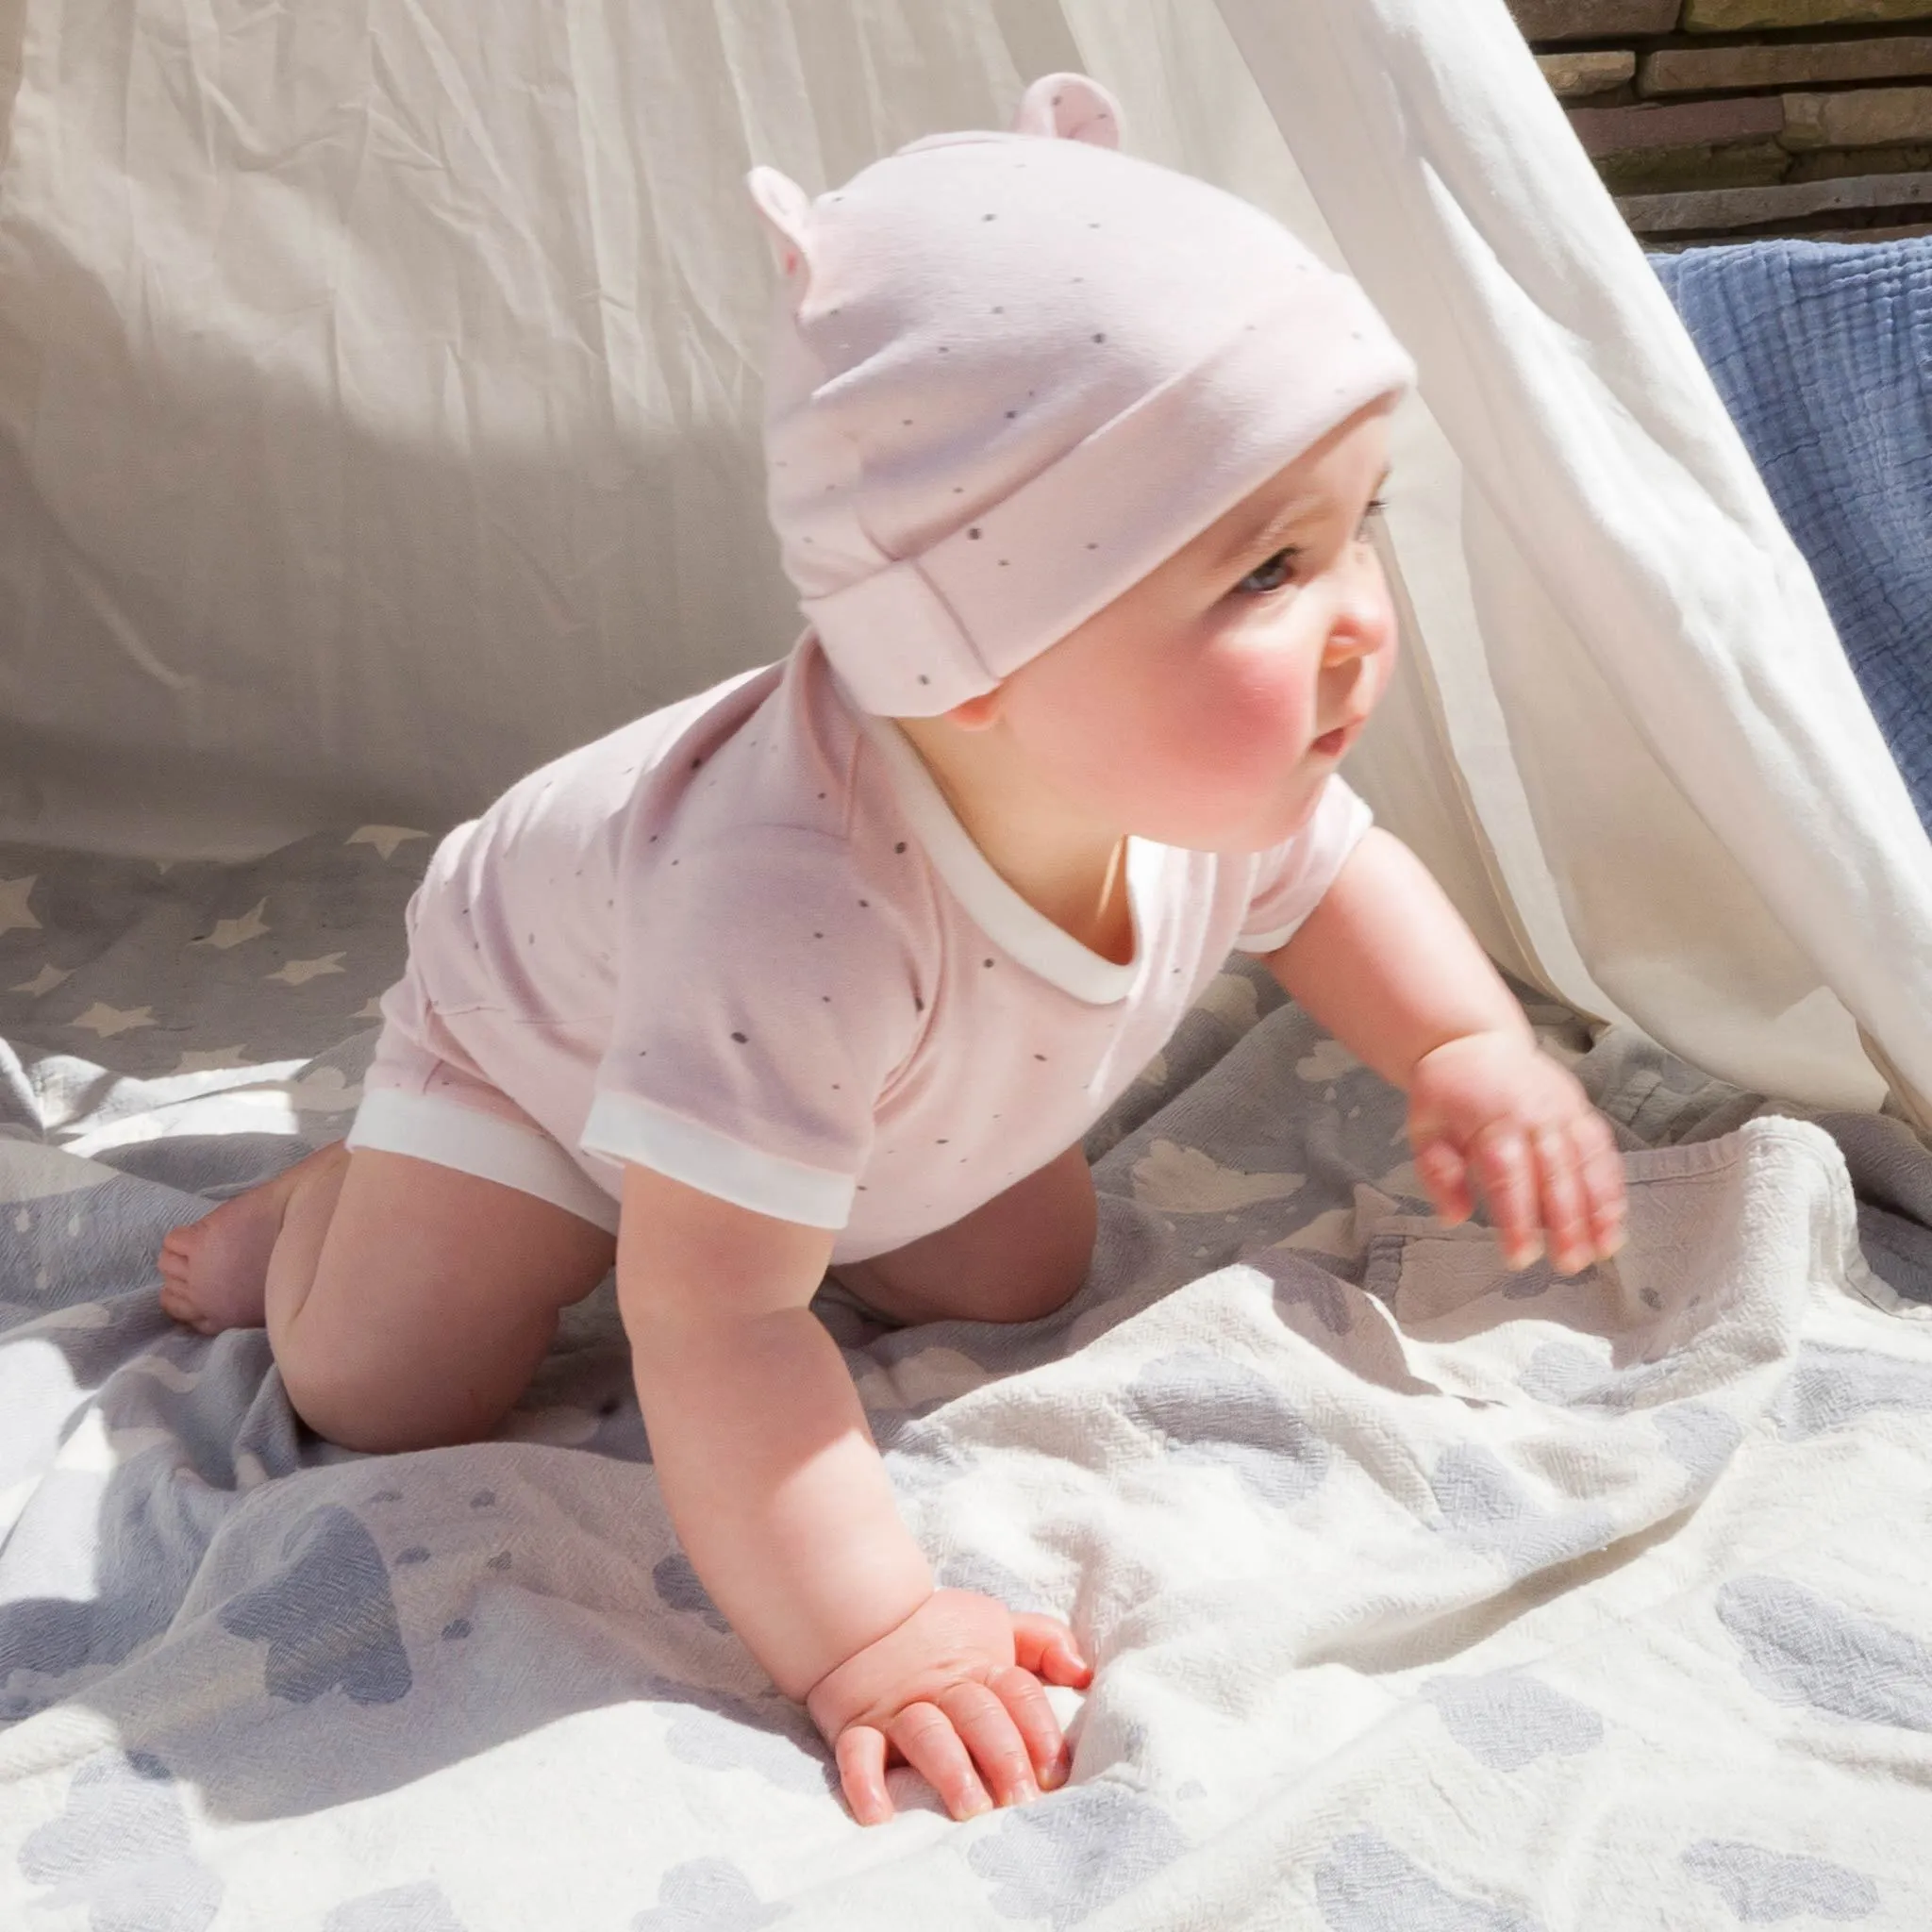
[276,1364,415,1455]
[275,1344,496,1456]
[848,1222,1093,1328]
[992,1244,1092,1325]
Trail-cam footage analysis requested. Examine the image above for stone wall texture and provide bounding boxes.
[1510,0,1932,242]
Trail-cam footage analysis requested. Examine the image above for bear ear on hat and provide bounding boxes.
[1010,73,1122,148]
[746,165,816,291]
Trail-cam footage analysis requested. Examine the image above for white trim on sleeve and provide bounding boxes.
[1234,923,1299,956]
[347,1089,621,1232]
[580,1090,856,1230]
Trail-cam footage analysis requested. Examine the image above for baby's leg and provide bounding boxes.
[162,1145,615,1452]
[833,1142,1096,1327]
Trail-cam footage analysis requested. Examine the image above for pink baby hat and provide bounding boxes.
[748,74,1415,718]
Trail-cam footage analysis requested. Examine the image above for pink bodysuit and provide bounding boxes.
[348,633,1371,1263]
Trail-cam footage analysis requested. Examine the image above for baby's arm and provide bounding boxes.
[616,1163,1088,1824]
[1263,826,1625,1273]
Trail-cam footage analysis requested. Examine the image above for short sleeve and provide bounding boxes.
[1233,776,1374,954]
[581,826,924,1229]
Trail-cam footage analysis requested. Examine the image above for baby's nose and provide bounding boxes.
[1322,571,1395,667]
[1322,608,1385,667]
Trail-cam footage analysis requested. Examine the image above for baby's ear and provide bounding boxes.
[746,165,816,294]
[1010,73,1122,148]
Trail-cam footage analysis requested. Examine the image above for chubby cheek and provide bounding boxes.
[1076,637,1324,842]
[1190,640,1324,776]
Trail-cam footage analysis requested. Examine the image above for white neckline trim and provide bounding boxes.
[852,707,1159,1007]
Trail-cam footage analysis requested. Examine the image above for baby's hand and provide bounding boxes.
[805,1588,1092,1826]
[1406,1031,1626,1275]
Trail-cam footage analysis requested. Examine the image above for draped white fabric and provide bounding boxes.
[1205,0,1932,1121]
[1,0,1927,1114]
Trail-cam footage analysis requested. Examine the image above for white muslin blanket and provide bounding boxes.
[3,960,1932,1928]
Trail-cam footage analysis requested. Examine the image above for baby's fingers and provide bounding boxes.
[1412,1137,1474,1226]
[1574,1111,1628,1258]
[937,1678,1047,1807]
[987,1661,1074,1792]
[889,1701,993,1822]
[1531,1125,1595,1276]
[1010,1612,1091,1689]
[1471,1126,1541,1270]
[836,1724,895,1827]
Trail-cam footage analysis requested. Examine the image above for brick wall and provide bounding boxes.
[1509,0,1932,244]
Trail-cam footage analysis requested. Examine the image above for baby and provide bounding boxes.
[158,75,1626,1828]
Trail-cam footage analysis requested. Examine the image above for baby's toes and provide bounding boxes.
[158,1276,208,1332]
[159,1223,202,1268]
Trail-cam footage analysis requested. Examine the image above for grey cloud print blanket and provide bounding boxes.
[5,831,1932,1928]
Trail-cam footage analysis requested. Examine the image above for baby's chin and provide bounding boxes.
[1132,775,1331,854]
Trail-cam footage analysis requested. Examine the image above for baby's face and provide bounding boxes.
[984,401,1396,853]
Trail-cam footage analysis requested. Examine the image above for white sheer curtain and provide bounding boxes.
[1,0,1927,1115]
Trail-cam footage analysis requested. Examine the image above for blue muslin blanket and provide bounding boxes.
[1654,237,1932,829]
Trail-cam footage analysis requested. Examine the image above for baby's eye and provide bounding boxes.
[1236,547,1299,596]
[1356,496,1389,541]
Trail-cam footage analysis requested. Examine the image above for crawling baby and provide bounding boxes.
[158,75,1626,1828]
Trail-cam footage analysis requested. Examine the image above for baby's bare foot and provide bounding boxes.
[158,1144,344,1336]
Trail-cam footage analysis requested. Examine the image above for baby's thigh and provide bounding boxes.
[836,1143,1097,1328]
[280,1149,616,1452]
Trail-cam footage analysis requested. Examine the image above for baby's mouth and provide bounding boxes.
[1310,722,1356,758]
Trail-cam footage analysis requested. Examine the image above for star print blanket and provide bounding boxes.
[5,831,1932,1929]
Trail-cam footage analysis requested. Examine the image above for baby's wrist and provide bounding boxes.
[1406,1023,1533,1087]
[803,1584,938,1732]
